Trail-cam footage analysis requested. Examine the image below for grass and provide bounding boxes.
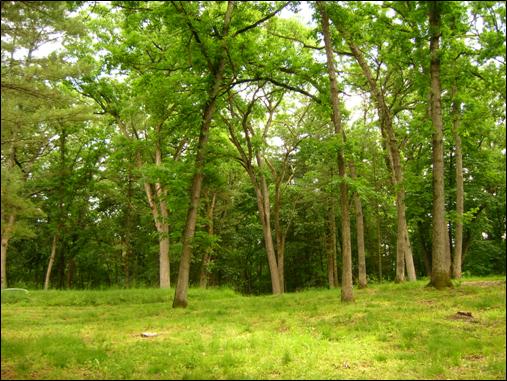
[1,276,505,380]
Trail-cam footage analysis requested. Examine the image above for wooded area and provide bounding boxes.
[1,1,505,307]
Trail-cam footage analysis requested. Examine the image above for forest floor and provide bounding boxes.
[1,276,505,380]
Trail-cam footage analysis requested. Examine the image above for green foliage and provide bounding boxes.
[1,1,505,292]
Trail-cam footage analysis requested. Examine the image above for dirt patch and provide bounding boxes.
[463,354,484,361]
[447,311,478,323]
[1,366,17,380]
[461,280,506,287]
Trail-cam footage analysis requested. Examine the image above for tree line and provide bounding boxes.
[1,1,505,307]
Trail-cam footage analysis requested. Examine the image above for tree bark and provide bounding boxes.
[429,1,452,289]
[199,192,216,288]
[173,1,235,308]
[326,201,338,288]
[44,234,58,290]
[274,178,285,293]
[154,134,170,289]
[451,85,464,279]
[318,2,354,302]
[253,174,282,294]
[349,163,367,288]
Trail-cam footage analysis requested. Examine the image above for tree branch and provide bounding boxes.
[233,1,291,37]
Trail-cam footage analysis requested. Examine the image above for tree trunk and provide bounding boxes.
[251,169,282,294]
[451,85,464,279]
[273,178,286,293]
[44,234,58,290]
[349,163,367,288]
[143,181,170,289]
[199,192,216,288]
[429,2,452,289]
[66,257,75,289]
[418,221,433,277]
[377,211,383,283]
[154,126,171,288]
[332,18,416,283]
[158,224,170,288]
[45,129,67,290]
[318,2,353,302]
[1,214,16,289]
[326,202,338,288]
[173,1,234,308]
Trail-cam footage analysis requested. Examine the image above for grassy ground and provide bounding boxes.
[1,276,505,380]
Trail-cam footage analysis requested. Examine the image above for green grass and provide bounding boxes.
[1,276,505,380]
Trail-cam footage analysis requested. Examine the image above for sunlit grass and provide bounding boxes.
[1,276,505,380]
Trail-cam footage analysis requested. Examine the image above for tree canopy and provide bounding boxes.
[1,1,505,304]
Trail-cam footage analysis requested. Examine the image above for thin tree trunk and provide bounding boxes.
[1,214,16,289]
[45,129,67,290]
[274,183,285,293]
[377,211,383,283]
[332,17,416,283]
[143,181,170,288]
[429,1,452,289]
[418,221,432,277]
[155,137,170,289]
[349,163,367,288]
[318,2,353,302]
[451,85,464,279]
[44,234,58,290]
[173,1,235,308]
[200,192,216,288]
[326,202,338,288]
[252,165,282,294]
[66,257,75,289]
[225,91,283,295]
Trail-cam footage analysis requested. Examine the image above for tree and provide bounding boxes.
[326,2,417,283]
[1,1,88,289]
[428,1,452,289]
[317,1,353,302]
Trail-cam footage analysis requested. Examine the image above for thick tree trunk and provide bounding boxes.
[172,1,234,308]
[429,2,452,289]
[319,2,353,302]
[1,214,16,289]
[451,85,464,279]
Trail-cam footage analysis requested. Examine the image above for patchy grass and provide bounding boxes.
[1,277,505,380]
